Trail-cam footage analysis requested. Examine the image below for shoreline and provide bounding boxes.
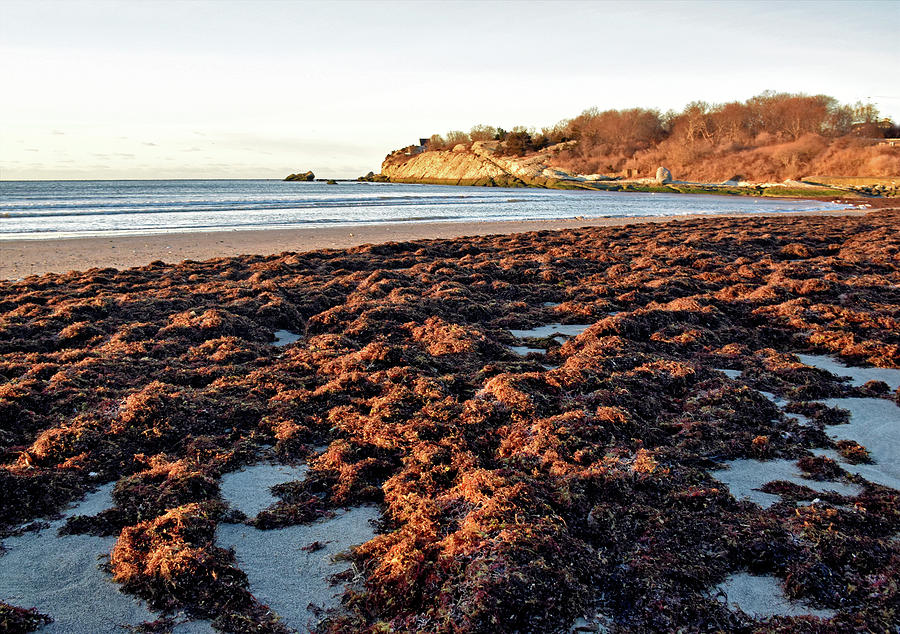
[0,210,874,281]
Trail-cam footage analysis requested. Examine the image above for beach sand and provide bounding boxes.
[0,211,870,280]
[2,208,898,631]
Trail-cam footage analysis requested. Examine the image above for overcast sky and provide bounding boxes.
[1,0,898,180]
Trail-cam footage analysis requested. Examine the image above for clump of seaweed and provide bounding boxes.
[797,455,844,481]
[0,602,53,633]
[834,439,873,464]
[110,501,287,632]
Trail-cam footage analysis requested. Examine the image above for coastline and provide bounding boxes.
[0,210,872,280]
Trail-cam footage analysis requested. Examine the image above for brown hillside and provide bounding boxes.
[418,92,900,183]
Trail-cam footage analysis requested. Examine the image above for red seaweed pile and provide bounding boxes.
[1,210,899,633]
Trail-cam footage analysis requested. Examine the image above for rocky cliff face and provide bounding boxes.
[381,145,513,187]
[381,141,586,188]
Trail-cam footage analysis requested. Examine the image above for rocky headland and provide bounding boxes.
[381,140,584,188]
[377,140,877,198]
[375,90,900,198]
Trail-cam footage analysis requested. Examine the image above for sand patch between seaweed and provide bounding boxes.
[713,458,862,508]
[0,484,210,634]
[715,572,836,619]
[509,323,593,340]
[217,507,379,632]
[712,358,900,509]
[795,354,900,391]
[220,463,309,517]
[272,329,303,347]
[705,361,900,622]
[508,322,593,366]
[816,397,900,490]
[216,462,379,631]
[510,345,545,357]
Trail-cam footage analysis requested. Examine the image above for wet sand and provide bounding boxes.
[0,212,869,280]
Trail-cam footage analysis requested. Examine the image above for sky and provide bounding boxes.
[1,0,898,180]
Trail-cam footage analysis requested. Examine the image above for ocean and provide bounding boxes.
[0,179,850,240]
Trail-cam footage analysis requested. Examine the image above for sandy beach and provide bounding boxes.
[2,208,898,632]
[4,0,897,629]
[0,211,873,280]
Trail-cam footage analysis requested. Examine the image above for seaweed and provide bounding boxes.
[0,602,53,633]
[1,209,898,631]
[834,439,873,464]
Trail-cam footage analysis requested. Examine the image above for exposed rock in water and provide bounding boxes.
[381,145,523,187]
[357,171,390,182]
[284,171,315,181]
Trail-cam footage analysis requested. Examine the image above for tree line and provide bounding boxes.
[425,92,897,158]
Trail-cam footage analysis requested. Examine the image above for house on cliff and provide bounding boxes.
[403,139,429,156]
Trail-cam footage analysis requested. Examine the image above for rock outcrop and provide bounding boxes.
[284,171,315,181]
[380,141,589,188]
[358,171,390,182]
[376,143,836,196]
[382,146,514,187]
[655,167,673,184]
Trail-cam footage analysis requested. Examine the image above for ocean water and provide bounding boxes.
[0,180,849,239]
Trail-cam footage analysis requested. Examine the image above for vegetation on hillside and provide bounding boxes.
[424,92,900,182]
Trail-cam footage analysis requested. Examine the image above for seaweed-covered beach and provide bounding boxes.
[1,209,898,633]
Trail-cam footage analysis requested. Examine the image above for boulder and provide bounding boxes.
[655,167,672,184]
[285,171,315,181]
[358,171,390,183]
[542,168,573,180]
